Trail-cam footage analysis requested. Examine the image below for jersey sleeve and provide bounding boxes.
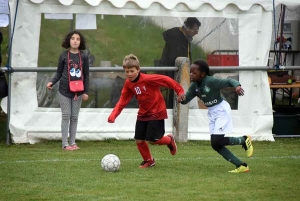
[108,83,134,122]
[147,74,185,95]
[180,82,196,105]
[211,76,241,89]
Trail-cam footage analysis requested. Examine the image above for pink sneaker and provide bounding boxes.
[62,145,74,151]
[71,144,80,150]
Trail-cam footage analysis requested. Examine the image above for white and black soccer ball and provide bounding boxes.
[101,154,121,172]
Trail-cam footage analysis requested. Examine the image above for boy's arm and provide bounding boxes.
[212,76,241,89]
[147,74,185,95]
[180,83,196,104]
[108,85,134,123]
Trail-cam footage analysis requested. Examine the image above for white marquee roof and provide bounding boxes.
[28,0,300,11]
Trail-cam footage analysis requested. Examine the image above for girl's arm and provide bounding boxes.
[83,52,89,95]
[50,53,65,86]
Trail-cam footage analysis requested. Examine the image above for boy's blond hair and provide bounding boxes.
[123,54,140,69]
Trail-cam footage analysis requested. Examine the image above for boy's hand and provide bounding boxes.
[236,86,244,96]
[177,94,186,102]
[108,115,115,123]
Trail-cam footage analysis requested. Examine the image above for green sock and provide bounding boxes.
[228,137,245,145]
[217,147,242,167]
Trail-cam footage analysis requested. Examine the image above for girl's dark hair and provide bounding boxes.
[193,60,210,76]
[62,30,86,50]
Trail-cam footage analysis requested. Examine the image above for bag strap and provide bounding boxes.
[67,50,83,101]
[67,50,83,82]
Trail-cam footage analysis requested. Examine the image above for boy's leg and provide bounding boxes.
[228,137,245,145]
[228,136,253,157]
[211,135,244,166]
[136,140,152,161]
[135,121,154,168]
[243,136,254,157]
[211,134,249,173]
[146,120,177,155]
[154,134,177,155]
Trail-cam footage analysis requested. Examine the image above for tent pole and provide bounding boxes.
[6,0,20,145]
[278,4,286,65]
[6,1,12,145]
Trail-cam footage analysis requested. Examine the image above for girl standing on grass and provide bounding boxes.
[108,54,185,168]
[46,30,89,151]
[180,59,253,173]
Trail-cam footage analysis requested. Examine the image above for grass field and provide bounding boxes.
[1,14,299,201]
[0,131,299,201]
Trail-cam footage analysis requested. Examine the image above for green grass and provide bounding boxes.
[1,15,299,201]
[0,137,299,201]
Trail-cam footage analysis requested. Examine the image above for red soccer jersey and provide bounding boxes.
[108,73,184,121]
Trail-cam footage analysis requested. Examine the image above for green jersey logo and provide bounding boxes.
[204,86,210,93]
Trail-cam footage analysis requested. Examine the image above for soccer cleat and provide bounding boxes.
[71,144,80,150]
[242,135,253,157]
[139,158,156,168]
[167,134,177,155]
[228,165,250,173]
[62,145,74,151]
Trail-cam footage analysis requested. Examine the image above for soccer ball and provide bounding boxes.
[101,154,121,172]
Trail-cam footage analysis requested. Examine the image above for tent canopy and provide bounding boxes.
[3,0,300,143]
[28,0,300,11]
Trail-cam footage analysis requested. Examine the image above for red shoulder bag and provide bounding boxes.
[68,51,84,100]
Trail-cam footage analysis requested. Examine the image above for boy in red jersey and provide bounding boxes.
[108,54,186,168]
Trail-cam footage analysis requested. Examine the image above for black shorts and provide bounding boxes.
[135,119,165,142]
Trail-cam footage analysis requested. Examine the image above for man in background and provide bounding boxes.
[0,31,3,66]
[0,31,8,99]
[160,17,201,67]
[159,17,201,108]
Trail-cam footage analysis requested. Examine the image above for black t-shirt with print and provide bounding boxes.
[51,50,89,98]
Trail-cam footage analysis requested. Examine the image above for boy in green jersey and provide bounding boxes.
[180,60,253,173]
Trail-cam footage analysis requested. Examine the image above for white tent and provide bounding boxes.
[2,0,300,143]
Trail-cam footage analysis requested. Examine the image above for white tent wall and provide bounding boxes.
[5,0,299,143]
[6,1,41,143]
[237,8,274,140]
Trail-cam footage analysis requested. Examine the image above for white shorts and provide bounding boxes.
[207,100,233,135]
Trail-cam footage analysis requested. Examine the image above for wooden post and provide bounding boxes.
[173,57,190,142]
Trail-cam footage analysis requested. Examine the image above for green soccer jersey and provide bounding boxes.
[181,75,241,107]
